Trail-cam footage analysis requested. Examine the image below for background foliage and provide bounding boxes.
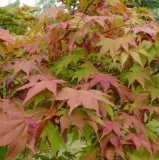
[128,0,159,21]
[0,0,38,35]
[36,0,58,11]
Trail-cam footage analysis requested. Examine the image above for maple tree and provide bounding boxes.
[1,0,159,159]
[0,3,38,35]
[36,0,58,11]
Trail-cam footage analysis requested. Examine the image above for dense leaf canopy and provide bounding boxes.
[0,3,38,35]
[1,0,159,159]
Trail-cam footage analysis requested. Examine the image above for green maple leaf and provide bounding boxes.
[146,125,157,143]
[39,123,65,156]
[114,17,124,27]
[126,64,150,89]
[79,146,97,160]
[147,120,159,137]
[72,61,98,81]
[146,77,159,102]
[0,147,8,160]
[129,148,152,160]
[119,47,149,68]
[97,36,116,58]
[0,44,8,57]
[52,49,87,75]
[98,34,148,68]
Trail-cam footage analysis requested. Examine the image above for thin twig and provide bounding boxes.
[73,0,76,11]
[84,0,95,14]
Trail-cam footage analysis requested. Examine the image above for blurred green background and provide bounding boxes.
[128,0,159,21]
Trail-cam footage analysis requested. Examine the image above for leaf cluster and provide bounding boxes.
[0,4,38,35]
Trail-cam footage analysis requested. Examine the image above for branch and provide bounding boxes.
[73,0,76,11]
[84,0,95,14]
[152,70,159,76]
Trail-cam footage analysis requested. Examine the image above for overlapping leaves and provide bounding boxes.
[1,0,159,160]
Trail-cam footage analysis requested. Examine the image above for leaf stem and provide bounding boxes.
[84,0,95,14]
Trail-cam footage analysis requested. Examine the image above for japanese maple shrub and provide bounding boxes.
[1,0,159,159]
[0,4,38,35]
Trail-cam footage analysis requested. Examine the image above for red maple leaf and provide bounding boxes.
[88,74,134,103]
[17,78,65,104]
[119,113,146,134]
[60,109,98,134]
[12,59,41,77]
[132,26,157,36]
[100,120,124,159]
[0,101,38,160]
[85,15,113,29]
[56,87,114,115]
[101,120,122,139]
[144,106,159,116]
[105,147,115,160]
[127,133,152,155]
[31,54,49,64]
[23,42,39,54]
[0,29,13,43]
[68,23,89,52]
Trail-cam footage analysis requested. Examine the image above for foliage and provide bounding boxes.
[140,0,159,21]
[141,0,159,9]
[0,4,38,35]
[1,0,159,160]
[127,0,159,8]
[151,8,159,22]
[127,0,159,21]
[7,0,20,8]
[36,0,58,11]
